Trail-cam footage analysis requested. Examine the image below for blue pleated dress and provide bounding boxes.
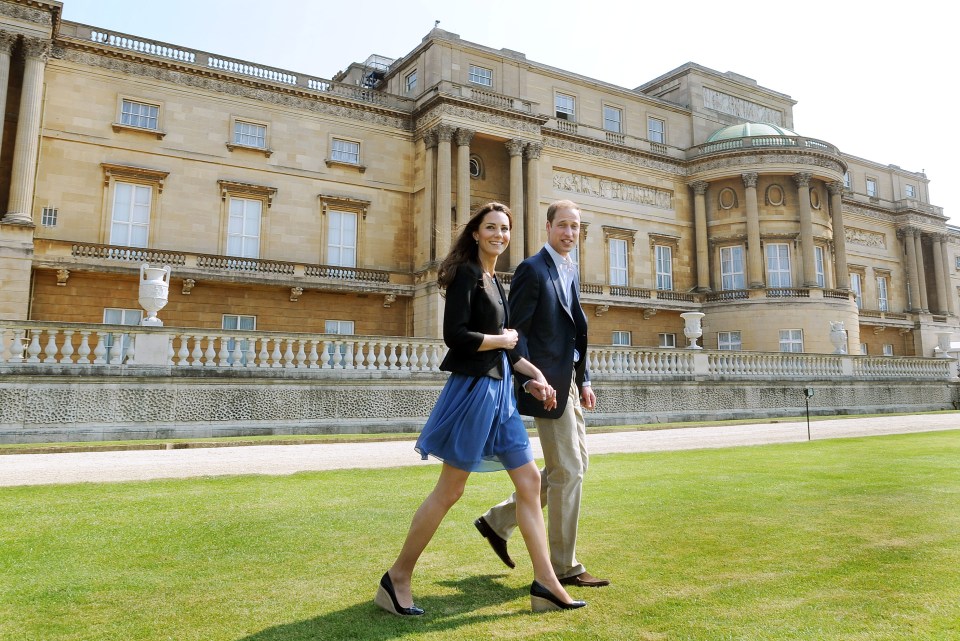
[415,352,533,473]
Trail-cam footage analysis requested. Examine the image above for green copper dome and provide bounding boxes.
[706,122,799,142]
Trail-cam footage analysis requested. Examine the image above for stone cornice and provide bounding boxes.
[0,1,57,29]
[414,101,543,137]
[688,150,846,177]
[543,134,684,176]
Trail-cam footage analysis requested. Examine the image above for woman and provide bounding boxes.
[375,203,586,615]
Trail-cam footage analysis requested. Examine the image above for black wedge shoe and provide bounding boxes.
[530,580,587,612]
[374,572,424,616]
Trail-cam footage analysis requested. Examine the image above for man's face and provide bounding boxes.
[546,207,580,257]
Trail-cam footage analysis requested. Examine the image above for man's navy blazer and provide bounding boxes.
[509,247,590,419]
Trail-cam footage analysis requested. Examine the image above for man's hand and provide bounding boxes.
[580,385,596,410]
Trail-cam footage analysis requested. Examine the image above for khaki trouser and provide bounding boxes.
[482,372,589,579]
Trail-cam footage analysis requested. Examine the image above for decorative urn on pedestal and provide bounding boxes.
[829,321,848,354]
[139,264,171,326]
[680,312,705,349]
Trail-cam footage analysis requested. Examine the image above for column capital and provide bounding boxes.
[21,36,51,62]
[792,172,812,188]
[454,127,475,146]
[524,141,543,160]
[741,172,758,188]
[422,130,438,149]
[434,123,456,143]
[826,180,845,196]
[897,225,920,240]
[505,138,525,156]
[0,31,18,55]
[688,180,709,195]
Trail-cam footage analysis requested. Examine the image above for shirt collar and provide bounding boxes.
[543,243,573,271]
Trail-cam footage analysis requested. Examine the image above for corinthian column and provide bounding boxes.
[827,181,849,289]
[505,138,526,268]
[742,172,763,288]
[913,230,929,312]
[434,124,455,258]
[4,37,51,224]
[690,181,711,291]
[899,228,922,312]
[931,234,948,314]
[455,128,475,227]
[0,31,18,163]
[524,141,543,257]
[939,235,956,315]
[793,173,818,287]
[420,130,437,266]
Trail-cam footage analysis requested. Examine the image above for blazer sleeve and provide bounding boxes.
[506,259,541,383]
[442,264,485,353]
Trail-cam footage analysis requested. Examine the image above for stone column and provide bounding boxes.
[931,234,948,314]
[420,130,437,265]
[742,172,763,288]
[793,172,818,287]
[827,181,849,290]
[0,31,18,159]
[899,228,922,312]
[939,235,956,315]
[913,230,929,312]
[506,138,525,268]
[690,180,711,292]
[4,37,50,224]
[524,141,543,257]
[455,128,474,227]
[434,124,455,259]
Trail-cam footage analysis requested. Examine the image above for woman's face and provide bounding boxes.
[473,210,511,262]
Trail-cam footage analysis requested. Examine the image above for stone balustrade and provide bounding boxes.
[691,135,840,157]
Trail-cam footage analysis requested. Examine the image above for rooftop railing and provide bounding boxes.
[691,135,840,158]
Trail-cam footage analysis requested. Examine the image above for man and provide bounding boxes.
[474,199,608,588]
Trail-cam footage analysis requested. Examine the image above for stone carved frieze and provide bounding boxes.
[0,3,52,26]
[61,49,412,130]
[845,227,886,249]
[553,169,673,210]
[690,152,845,176]
[702,88,783,126]
[544,137,684,176]
[415,103,541,135]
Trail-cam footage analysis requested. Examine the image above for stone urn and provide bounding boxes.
[139,264,171,326]
[829,321,848,354]
[680,312,705,349]
[935,332,954,358]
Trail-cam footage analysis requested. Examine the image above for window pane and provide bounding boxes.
[332,139,360,164]
[655,245,672,290]
[648,117,665,143]
[765,243,791,287]
[609,238,627,286]
[227,198,261,258]
[328,210,357,267]
[234,121,266,148]
[110,182,151,247]
[469,65,492,86]
[603,106,622,133]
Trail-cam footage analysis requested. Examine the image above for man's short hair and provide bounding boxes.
[546,199,580,223]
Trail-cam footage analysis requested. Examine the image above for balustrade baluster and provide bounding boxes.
[176,335,189,366]
[307,340,320,369]
[230,338,243,367]
[376,343,387,369]
[217,336,231,366]
[295,340,307,368]
[354,341,367,369]
[283,339,295,368]
[270,339,283,368]
[398,343,409,370]
[59,330,75,364]
[343,341,355,370]
[190,334,204,367]
[109,332,124,365]
[203,336,217,367]
[77,331,91,364]
[388,343,398,370]
[257,339,269,368]
[92,332,107,364]
[320,340,332,369]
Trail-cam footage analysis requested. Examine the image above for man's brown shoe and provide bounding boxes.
[559,571,610,587]
[474,517,515,569]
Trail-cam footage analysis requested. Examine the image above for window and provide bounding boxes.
[555,92,576,120]
[720,246,746,290]
[609,237,628,286]
[779,329,804,353]
[866,177,878,197]
[233,120,267,149]
[883,344,894,356]
[877,276,889,311]
[468,64,492,87]
[860,343,868,355]
[469,155,483,179]
[120,99,159,130]
[223,314,256,365]
[603,105,622,133]
[843,172,851,189]
[41,207,58,227]
[103,308,142,363]
[718,331,742,351]
[655,245,673,290]
[850,272,863,309]
[226,198,262,258]
[765,243,792,287]
[814,246,825,288]
[612,331,631,346]
[331,138,360,165]
[658,333,676,348]
[328,210,357,267]
[905,185,916,198]
[405,70,417,92]
[647,116,665,143]
[325,320,355,367]
[110,182,151,247]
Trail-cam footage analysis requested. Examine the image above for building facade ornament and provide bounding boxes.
[792,172,812,188]
[289,287,303,302]
[504,137,525,156]
[433,123,456,142]
[554,170,673,209]
[845,227,886,249]
[544,135,684,176]
[421,130,438,149]
[0,30,17,54]
[524,141,543,160]
[181,278,196,295]
[688,180,709,195]
[56,269,69,286]
[454,127,475,146]
[0,3,53,26]
[689,152,845,176]
[741,172,758,188]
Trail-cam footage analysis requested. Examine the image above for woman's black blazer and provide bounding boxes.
[438,261,519,379]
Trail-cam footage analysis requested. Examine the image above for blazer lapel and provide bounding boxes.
[543,251,574,321]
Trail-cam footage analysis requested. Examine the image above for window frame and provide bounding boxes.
[655,244,673,291]
[468,64,493,87]
[608,238,628,286]
[814,245,826,288]
[319,194,370,269]
[217,180,276,258]
[326,135,365,172]
[227,116,272,157]
[404,69,418,93]
[865,176,878,198]
[100,163,168,247]
[849,271,863,309]
[554,91,576,121]
[765,242,792,288]
[102,307,143,363]
[113,95,165,138]
[603,104,623,133]
[222,314,256,365]
[779,329,804,353]
[612,330,631,346]
[876,274,889,311]
[904,184,916,198]
[720,245,746,291]
[325,319,356,367]
[718,331,742,351]
[647,116,665,143]
[658,333,676,348]
[226,196,263,259]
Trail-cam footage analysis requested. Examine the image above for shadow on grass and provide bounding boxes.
[235,574,528,641]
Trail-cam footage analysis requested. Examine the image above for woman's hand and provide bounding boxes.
[527,379,557,411]
[500,328,518,350]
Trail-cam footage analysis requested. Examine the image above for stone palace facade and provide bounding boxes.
[1,0,958,359]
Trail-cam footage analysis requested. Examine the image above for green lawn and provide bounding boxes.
[2,430,959,641]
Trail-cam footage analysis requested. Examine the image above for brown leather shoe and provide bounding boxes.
[474,517,515,569]
[559,571,610,587]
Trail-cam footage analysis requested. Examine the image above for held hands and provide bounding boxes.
[527,379,557,411]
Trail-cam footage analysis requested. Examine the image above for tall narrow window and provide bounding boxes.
[866,178,878,197]
[120,99,159,130]
[718,331,742,351]
[720,246,746,290]
[110,182,151,247]
[603,105,623,133]
[609,238,628,286]
[226,198,262,258]
[779,329,804,353]
[843,172,851,189]
[765,243,791,287]
[877,276,889,311]
[468,65,493,86]
[904,185,916,198]
[328,210,357,267]
[814,246,826,288]
[103,308,142,363]
[647,116,665,143]
[405,70,417,93]
[850,272,863,309]
[223,314,256,365]
[655,245,673,290]
[555,92,576,120]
